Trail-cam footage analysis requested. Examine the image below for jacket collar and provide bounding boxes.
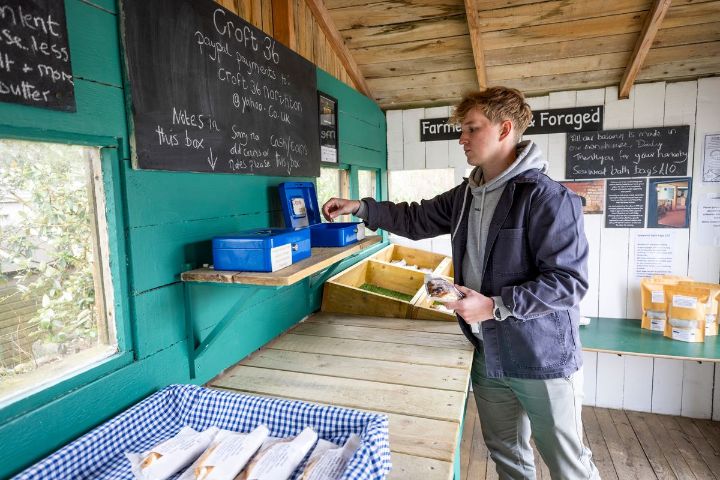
[462,167,542,185]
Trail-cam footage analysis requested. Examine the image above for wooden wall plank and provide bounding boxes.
[688,77,720,283]
[425,106,450,169]
[623,356,653,412]
[681,361,714,419]
[651,357,684,415]
[596,353,624,409]
[582,350,598,407]
[402,108,426,170]
[386,110,404,170]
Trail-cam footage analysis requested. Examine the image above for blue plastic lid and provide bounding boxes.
[213,228,303,249]
[278,182,321,229]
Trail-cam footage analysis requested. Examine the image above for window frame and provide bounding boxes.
[0,126,133,423]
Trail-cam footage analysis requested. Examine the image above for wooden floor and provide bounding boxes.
[460,394,720,480]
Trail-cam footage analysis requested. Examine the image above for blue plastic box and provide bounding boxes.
[279,182,365,247]
[212,228,310,272]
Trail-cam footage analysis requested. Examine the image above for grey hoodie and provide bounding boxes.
[462,140,548,340]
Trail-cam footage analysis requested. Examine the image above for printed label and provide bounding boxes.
[706,313,717,324]
[651,290,664,304]
[650,319,666,332]
[672,328,698,342]
[292,197,307,216]
[270,244,293,271]
[672,294,698,309]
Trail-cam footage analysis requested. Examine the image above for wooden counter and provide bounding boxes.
[208,312,474,480]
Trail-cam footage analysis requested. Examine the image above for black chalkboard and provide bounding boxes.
[120,0,319,176]
[0,0,75,111]
[566,126,689,179]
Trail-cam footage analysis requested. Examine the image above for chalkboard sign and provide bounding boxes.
[120,0,319,176]
[0,0,75,111]
[566,126,689,179]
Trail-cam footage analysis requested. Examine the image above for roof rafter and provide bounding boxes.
[463,0,488,90]
[619,0,672,99]
[304,0,374,100]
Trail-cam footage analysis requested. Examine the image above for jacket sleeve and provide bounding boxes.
[500,188,589,320]
[361,186,461,240]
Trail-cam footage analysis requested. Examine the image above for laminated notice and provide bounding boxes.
[270,244,293,272]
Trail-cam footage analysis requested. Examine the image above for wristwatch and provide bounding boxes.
[493,302,502,321]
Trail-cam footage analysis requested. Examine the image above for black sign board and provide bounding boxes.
[566,126,689,180]
[120,0,319,176]
[606,179,647,228]
[420,117,461,142]
[525,106,603,135]
[0,0,75,111]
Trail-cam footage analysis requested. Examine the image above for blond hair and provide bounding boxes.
[450,87,533,141]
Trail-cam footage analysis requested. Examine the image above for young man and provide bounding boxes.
[322,87,599,479]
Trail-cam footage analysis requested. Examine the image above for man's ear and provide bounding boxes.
[499,120,513,141]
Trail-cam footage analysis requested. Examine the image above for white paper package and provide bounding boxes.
[243,426,318,480]
[301,434,361,480]
[126,426,219,480]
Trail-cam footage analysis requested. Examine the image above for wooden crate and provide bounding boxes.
[323,244,456,321]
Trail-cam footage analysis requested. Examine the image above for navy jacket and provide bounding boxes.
[362,168,589,379]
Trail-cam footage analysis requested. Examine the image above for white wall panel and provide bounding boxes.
[714,364,720,421]
[633,82,666,128]
[524,95,549,158]
[425,106,450,169]
[389,233,432,252]
[689,78,720,283]
[651,357,684,415]
[580,215,601,317]
[596,353,624,408]
[547,92,576,180]
[681,361,714,419]
[402,108,425,170]
[386,110,404,170]
[623,356,653,412]
[582,350,598,407]
[431,234,452,256]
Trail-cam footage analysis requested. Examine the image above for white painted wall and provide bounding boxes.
[384,78,720,418]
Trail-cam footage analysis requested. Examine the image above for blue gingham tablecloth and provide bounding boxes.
[13,384,391,480]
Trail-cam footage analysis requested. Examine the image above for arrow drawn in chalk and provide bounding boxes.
[207,147,217,171]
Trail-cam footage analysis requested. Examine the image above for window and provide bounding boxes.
[388,168,456,204]
[316,167,350,223]
[357,169,378,235]
[0,139,116,404]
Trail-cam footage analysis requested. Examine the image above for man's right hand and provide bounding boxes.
[322,198,361,222]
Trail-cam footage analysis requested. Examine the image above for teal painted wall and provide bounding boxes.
[0,1,387,477]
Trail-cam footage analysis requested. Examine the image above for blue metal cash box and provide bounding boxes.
[279,182,365,247]
[212,228,311,272]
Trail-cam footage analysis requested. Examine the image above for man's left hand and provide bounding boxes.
[444,285,494,325]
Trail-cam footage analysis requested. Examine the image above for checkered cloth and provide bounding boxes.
[13,384,391,480]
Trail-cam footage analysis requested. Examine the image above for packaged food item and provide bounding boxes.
[301,434,361,480]
[241,427,318,480]
[664,285,710,343]
[680,281,720,336]
[177,425,269,480]
[424,275,464,302]
[640,279,668,332]
[127,426,218,480]
[298,440,338,479]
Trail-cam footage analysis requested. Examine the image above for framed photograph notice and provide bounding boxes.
[319,92,339,164]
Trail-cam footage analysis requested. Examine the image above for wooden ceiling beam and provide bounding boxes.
[304,0,375,100]
[271,0,296,49]
[463,0,488,90]
[619,0,672,99]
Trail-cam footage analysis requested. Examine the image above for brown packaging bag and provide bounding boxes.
[664,285,710,343]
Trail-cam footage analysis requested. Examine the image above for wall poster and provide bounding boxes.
[319,91,338,163]
[605,179,647,228]
[647,177,692,228]
[560,180,605,214]
[703,133,720,182]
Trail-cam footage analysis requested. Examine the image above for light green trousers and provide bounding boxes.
[471,348,600,480]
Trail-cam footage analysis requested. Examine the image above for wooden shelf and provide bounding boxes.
[181,236,382,286]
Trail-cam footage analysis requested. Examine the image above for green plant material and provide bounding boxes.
[359,283,413,302]
[0,140,98,354]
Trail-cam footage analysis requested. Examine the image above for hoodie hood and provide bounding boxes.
[467,140,548,193]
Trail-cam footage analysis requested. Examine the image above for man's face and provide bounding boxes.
[459,108,506,168]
